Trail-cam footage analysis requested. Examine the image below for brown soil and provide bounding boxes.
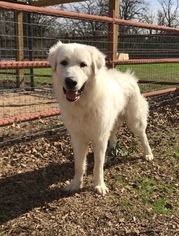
[0,88,58,118]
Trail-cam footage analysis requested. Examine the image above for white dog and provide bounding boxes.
[48,41,153,195]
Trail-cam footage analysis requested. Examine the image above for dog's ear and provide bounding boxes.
[90,46,106,74]
[48,41,62,71]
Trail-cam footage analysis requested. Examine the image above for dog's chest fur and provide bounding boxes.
[61,99,117,140]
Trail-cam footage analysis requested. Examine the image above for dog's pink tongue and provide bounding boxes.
[66,90,78,101]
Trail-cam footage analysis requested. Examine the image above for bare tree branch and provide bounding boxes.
[157,0,179,27]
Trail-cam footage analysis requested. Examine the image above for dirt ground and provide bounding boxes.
[0,91,179,236]
[0,88,58,118]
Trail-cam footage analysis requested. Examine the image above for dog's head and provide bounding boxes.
[48,41,106,102]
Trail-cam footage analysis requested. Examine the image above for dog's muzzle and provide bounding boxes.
[63,77,86,102]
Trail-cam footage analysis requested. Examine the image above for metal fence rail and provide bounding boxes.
[1,1,179,32]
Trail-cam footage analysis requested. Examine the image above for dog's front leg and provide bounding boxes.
[93,139,109,195]
[64,137,88,193]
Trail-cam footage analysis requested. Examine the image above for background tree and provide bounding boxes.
[62,0,151,37]
[0,11,17,59]
[63,0,109,40]
[120,0,150,21]
[119,0,150,33]
[157,0,179,27]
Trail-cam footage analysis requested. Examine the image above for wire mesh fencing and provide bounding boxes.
[0,2,179,145]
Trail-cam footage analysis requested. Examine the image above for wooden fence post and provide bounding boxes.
[15,0,24,88]
[108,0,119,68]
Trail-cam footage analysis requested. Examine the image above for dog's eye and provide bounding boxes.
[60,60,68,66]
[80,62,87,68]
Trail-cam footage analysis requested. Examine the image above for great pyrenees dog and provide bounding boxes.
[48,41,153,195]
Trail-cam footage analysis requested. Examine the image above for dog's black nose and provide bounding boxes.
[65,77,77,89]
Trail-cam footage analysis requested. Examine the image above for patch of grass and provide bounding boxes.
[153,198,173,215]
[29,68,52,86]
[130,176,177,215]
[121,200,133,210]
[135,177,157,205]
[174,146,179,158]
[0,231,6,236]
[174,151,179,158]
[0,68,52,88]
[114,175,128,187]
[117,63,178,92]
[117,63,178,81]
[139,177,157,191]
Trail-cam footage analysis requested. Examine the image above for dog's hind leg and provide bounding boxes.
[138,130,154,161]
[63,136,88,193]
[129,119,153,159]
[126,97,154,161]
[127,121,153,161]
[127,118,154,162]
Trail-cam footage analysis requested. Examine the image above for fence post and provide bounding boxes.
[27,12,35,90]
[108,0,119,68]
[15,0,25,88]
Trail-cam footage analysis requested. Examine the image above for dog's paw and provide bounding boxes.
[144,154,154,161]
[63,180,82,193]
[94,184,109,195]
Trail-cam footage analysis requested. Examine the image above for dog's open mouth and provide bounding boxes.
[63,84,85,102]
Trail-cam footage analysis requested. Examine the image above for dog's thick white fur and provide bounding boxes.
[48,41,153,195]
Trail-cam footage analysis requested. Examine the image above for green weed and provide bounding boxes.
[121,200,133,210]
[0,231,6,236]
[135,177,157,204]
[174,148,179,158]
[153,198,173,215]
[108,141,137,158]
[131,176,176,215]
